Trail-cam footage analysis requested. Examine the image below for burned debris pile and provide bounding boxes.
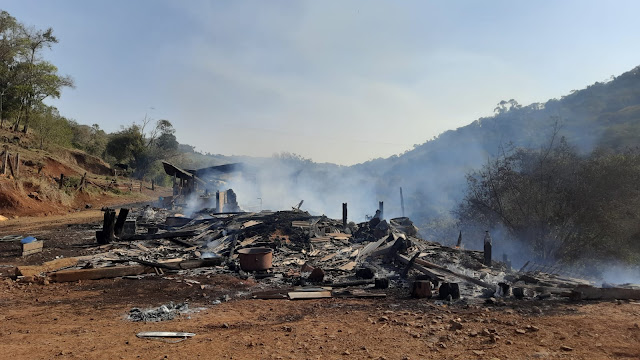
[11,204,640,303]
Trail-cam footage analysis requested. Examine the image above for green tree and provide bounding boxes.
[105,119,179,179]
[31,103,72,149]
[0,11,73,132]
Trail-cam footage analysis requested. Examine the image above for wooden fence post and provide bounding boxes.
[14,152,19,177]
[1,148,8,175]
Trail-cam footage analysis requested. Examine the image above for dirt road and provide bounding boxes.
[0,276,639,360]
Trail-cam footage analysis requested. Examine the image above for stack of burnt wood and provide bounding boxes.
[12,205,640,302]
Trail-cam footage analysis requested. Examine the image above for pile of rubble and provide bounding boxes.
[12,205,640,303]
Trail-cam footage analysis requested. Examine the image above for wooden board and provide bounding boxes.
[240,235,260,247]
[17,257,79,277]
[22,241,43,256]
[571,286,640,300]
[326,233,352,239]
[241,220,262,229]
[50,265,155,282]
[338,261,357,271]
[291,221,311,228]
[357,236,389,260]
[310,236,331,242]
[288,291,332,300]
[319,253,337,262]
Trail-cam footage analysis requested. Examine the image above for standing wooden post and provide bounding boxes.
[13,152,19,177]
[140,181,143,192]
[113,208,129,236]
[1,149,8,175]
[456,231,462,248]
[78,172,86,190]
[6,154,14,177]
[151,179,155,191]
[342,203,347,230]
[483,231,492,266]
[378,201,384,220]
[59,173,65,189]
[97,208,116,244]
[173,174,177,196]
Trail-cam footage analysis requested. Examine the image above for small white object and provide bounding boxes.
[137,331,195,338]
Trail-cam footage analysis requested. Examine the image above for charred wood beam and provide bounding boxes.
[121,230,200,241]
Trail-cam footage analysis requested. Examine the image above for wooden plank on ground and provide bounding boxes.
[310,236,331,242]
[122,230,199,241]
[571,286,640,300]
[22,241,43,256]
[333,289,387,298]
[320,253,337,262]
[240,235,260,247]
[292,221,311,228]
[241,220,262,229]
[338,261,357,271]
[368,240,398,258]
[396,254,446,282]
[327,233,352,238]
[134,242,150,252]
[50,265,154,282]
[357,236,389,261]
[17,257,79,277]
[251,288,293,299]
[288,291,332,300]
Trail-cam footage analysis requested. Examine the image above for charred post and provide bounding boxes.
[342,203,347,230]
[483,231,492,266]
[378,201,384,220]
[399,187,405,217]
[98,208,116,244]
[113,208,130,236]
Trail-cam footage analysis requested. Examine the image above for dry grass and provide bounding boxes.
[18,175,75,207]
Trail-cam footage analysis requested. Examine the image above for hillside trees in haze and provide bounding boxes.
[457,135,640,265]
[353,65,640,250]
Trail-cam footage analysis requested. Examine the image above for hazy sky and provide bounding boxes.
[4,1,640,164]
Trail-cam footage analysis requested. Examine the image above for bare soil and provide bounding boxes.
[1,216,639,359]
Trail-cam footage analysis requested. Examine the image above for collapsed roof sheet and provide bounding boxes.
[161,161,206,185]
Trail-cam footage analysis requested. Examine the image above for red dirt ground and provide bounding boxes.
[0,216,639,359]
[0,277,639,360]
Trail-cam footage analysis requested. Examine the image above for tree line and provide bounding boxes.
[457,129,640,266]
[0,10,181,184]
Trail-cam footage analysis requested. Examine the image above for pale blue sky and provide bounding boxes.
[4,1,640,164]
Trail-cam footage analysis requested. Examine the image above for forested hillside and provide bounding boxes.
[349,66,640,268]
